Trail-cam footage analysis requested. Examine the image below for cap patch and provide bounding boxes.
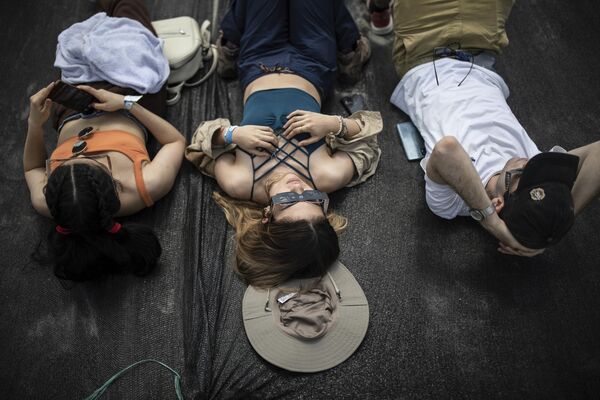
[530,188,545,201]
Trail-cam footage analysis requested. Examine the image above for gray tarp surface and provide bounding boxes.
[1,0,599,399]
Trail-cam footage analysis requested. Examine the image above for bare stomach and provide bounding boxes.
[243,73,321,105]
[57,112,146,145]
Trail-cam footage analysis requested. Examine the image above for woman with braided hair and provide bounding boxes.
[23,0,185,281]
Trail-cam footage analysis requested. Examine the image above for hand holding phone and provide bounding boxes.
[48,81,97,112]
[28,82,56,126]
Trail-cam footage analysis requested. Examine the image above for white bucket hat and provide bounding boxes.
[242,261,369,373]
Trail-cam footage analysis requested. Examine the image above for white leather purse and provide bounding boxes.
[152,17,218,105]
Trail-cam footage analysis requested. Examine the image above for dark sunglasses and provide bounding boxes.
[45,126,118,194]
[270,190,329,213]
[432,43,474,87]
[504,168,524,198]
[46,126,109,172]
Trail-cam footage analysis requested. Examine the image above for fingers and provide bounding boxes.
[255,125,274,133]
[247,148,266,156]
[77,85,98,96]
[30,81,56,106]
[283,116,307,130]
[91,102,109,111]
[248,145,273,156]
[41,98,53,113]
[284,110,310,130]
[497,242,545,257]
[261,133,279,149]
[298,136,321,147]
[502,241,545,257]
[497,243,519,256]
[257,137,277,153]
[285,125,311,140]
[286,109,306,121]
[284,119,310,139]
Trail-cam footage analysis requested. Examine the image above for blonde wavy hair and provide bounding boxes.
[213,192,347,288]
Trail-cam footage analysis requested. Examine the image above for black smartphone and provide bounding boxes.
[396,121,426,161]
[341,94,366,115]
[48,81,96,112]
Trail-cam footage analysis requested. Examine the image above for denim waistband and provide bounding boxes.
[444,50,497,72]
[470,51,497,72]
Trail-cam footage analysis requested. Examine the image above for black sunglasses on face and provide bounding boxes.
[270,190,329,213]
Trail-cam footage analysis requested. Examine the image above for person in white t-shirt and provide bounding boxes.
[390,0,600,256]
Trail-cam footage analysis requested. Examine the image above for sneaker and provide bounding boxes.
[216,30,239,79]
[338,35,372,83]
[367,0,393,36]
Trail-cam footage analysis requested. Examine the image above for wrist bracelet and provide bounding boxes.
[124,95,143,110]
[224,125,238,145]
[338,117,348,138]
[332,116,343,137]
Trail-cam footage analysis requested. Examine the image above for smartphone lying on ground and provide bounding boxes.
[396,121,426,161]
[48,81,97,112]
[341,94,366,115]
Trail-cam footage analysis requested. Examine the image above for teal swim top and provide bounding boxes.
[240,88,325,201]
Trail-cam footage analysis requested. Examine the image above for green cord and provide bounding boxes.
[83,359,183,400]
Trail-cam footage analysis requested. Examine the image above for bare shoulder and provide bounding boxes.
[115,189,147,217]
[311,150,354,193]
[214,153,254,200]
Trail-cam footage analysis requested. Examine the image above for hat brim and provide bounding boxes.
[517,152,579,192]
[242,261,369,373]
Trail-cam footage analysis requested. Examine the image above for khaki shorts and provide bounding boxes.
[392,0,515,77]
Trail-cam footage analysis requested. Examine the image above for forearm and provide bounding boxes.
[570,141,600,215]
[128,103,185,146]
[426,137,491,210]
[337,111,382,142]
[212,127,226,147]
[23,122,47,172]
[426,137,531,250]
[340,116,361,139]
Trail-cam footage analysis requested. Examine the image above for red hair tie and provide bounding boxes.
[55,225,71,235]
[107,222,122,234]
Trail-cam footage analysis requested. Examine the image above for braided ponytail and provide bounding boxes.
[40,163,161,281]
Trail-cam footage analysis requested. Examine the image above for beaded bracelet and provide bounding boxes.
[224,125,238,145]
[329,115,344,137]
[339,117,348,138]
[332,116,343,137]
[331,116,348,138]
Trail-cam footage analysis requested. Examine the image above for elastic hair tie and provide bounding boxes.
[55,225,72,235]
[107,222,122,234]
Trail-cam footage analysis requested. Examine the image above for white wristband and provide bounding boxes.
[124,95,143,110]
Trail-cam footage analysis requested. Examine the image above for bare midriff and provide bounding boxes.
[57,112,146,145]
[243,73,321,106]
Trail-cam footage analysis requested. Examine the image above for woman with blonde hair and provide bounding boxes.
[186,0,382,288]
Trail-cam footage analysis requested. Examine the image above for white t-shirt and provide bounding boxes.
[390,58,540,219]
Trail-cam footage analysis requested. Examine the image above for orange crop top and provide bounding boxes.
[49,130,154,207]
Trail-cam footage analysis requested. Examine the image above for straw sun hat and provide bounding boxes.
[242,261,369,373]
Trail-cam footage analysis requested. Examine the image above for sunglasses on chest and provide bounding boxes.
[45,127,116,194]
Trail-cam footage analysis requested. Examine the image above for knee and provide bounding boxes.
[432,136,460,156]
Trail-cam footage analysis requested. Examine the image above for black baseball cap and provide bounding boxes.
[499,152,580,249]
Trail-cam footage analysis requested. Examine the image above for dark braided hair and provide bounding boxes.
[41,163,161,281]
